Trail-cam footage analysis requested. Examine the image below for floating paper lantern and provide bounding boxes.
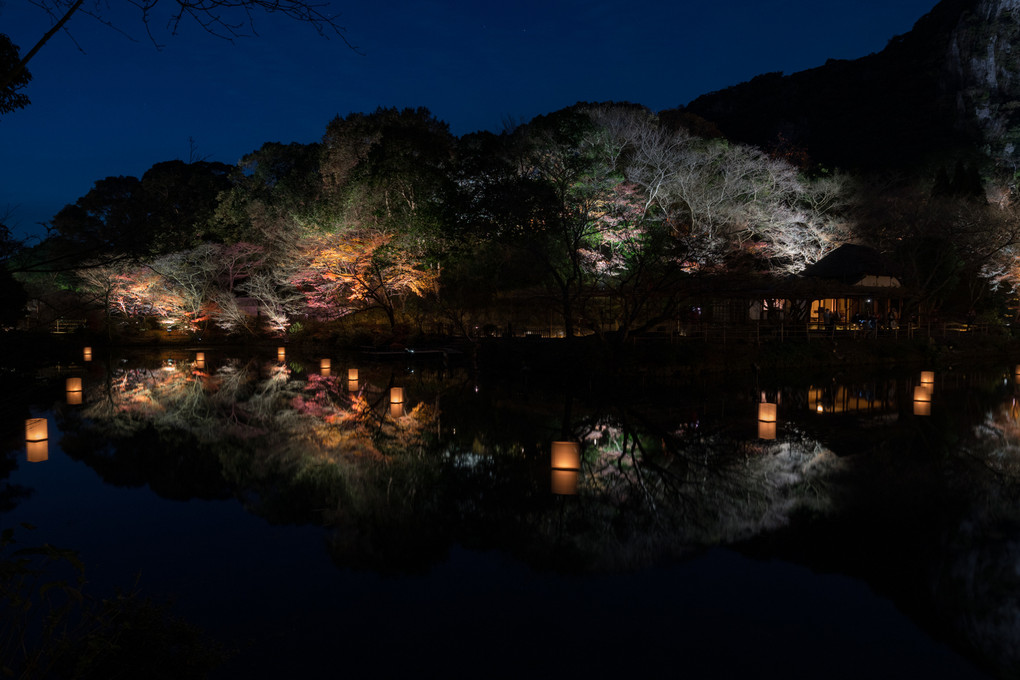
[66,377,83,405]
[26,418,47,442]
[390,387,404,404]
[913,385,932,416]
[551,441,581,470]
[551,441,581,495]
[277,347,286,361]
[83,346,92,362]
[25,418,48,463]
[320,359,331,376]
[920,371,934,384]
[757,402,777,440]
[551,469,579,495]
[195,352,205,369]
[348,368,359,381]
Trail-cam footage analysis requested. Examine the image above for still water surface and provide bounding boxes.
[3,347,1018,678]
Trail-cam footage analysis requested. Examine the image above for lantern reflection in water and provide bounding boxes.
[66,377,83,405]
[320,359,331,377]
[25,418,48,463]
[757,402,777,440]
[551,469,579,495]
[913,385,932,416]
[551,441,582,495]
[83,346,92,362]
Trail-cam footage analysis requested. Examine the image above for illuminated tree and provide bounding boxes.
[595,104,851,275]
[290,229,439,331]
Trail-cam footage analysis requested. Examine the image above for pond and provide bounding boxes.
[3,345,1018,678]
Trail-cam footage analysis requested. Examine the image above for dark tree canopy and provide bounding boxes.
[0,34,30,115]
[51,160,233,259]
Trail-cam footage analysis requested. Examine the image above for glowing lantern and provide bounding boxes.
[66,377,83,405]
[390,387,404,404]
[25,418,48,463]
[551,469,579,495]
[551,441,581,470]
[550,441,581,495]
[195,352,205,369]
[389,403,404,418]
[758,402,777,440]
[913,385,932,416]
[26,418,47,442]
[277,347,286,362]
[83,346,92,362]
[920,371,935,393]
[320,359,331,377]
[348,368,359,381]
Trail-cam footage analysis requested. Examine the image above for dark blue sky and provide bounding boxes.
[2,0,940,240]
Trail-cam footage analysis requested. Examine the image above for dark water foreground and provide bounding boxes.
[2,346,1018,678]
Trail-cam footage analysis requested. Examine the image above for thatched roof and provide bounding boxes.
[802,244,900,286]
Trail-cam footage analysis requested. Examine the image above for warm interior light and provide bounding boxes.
[913,385,932,403]
[390,387,404,404]
[277,347,286,361]
[551,441,581,470]
[83,347,92,362]
[758,402,777,423]
[348,368,359,381]
[320,359,331,376]
[551,469,579,495]
[920,371,934,384]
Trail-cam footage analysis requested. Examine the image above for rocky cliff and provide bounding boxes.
[949,0,1020,163]
[682,0,1020,172]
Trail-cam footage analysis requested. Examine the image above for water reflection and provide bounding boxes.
[12,352,1020,676]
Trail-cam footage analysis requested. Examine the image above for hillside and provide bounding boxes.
[682,0,1019,172]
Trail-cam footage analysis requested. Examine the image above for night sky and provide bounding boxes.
[2,0,940,240]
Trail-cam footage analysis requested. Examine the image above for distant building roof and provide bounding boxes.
[802,244,900,287]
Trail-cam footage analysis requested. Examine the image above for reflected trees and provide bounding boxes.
[58,354,848,573]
